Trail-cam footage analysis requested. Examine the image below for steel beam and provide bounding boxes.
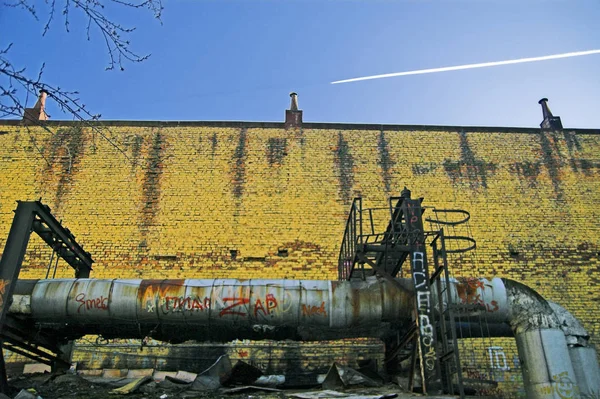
[0,201,93,392]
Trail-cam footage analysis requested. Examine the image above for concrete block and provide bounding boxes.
[153,371,177,381]
[103,368,127,378]
[23,363,51,374]
[174,370,197,383]
[126,368,154,378]
[78,369,103,376]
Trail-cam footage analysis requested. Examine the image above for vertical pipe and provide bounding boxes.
[568,346,600,396]
[516,329,579,399]
[503,279,581,399]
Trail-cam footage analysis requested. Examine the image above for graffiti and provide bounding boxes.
[512,354,520,369]
[0,279,10,310]
[141,286,283,318]
[456,277,500,313]
[252,324,275,333]
[281,291,294,313]
[220,294,278,317]
[163,296,211,312]
[552,371,577,399]
[75,293,108,313]
[253,294,278,317]
[487,346,509,370]
[464,368,504,396]
[220,297,251,317]
[237,350,248,358]
[412,251,436,372]
[302,301,327,317]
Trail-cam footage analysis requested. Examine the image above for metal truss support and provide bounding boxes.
[0,201,93,393]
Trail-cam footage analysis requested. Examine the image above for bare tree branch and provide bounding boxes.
[1,0,163,162]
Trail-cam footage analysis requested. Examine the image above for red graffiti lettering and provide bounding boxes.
[265,294,278,313]
[220,297,250,317]
[302,301,327,317]
[254,298,266,317]
[238,350,248,358]
[75,293,109,313]
[164,296,211,312]
[486,300,499,313]
[253,294,279,317]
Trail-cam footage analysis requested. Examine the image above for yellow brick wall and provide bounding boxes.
[1,123,599,381]
[71,337,384,377]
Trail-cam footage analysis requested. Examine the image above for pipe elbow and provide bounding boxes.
[501,278,561,334]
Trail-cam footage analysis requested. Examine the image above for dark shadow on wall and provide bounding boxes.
[377,130,395,193]
[538,131,564,200]
[231,128,248,201]
[42,126,86,213]
[333,132,355,204]
[266,137,288,167]
[139,130,165,248]
[443,131,496,190]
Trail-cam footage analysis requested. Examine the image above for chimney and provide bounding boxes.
[23,90,49,125]
[285,92,302,128]
[538,98,562,130]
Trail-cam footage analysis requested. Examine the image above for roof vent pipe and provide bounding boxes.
[285,92,303,128]
[289,92,299,111]
[538,98,563,130]
[23,90,49,125]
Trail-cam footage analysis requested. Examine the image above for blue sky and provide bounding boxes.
[2,0,600,127]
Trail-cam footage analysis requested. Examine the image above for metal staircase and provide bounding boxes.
[338,192,416,281]
[338,189,476,397]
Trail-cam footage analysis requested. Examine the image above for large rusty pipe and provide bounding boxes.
[10,277,416,342]
[7,277,522,341]
[8,276,596,397]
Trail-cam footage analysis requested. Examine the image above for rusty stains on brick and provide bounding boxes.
[130,134,143,169]
[377,130,395,193]
[231,128,247,200]
[570,158,600,176]
[333,132,354,203]
[509,161,541,188]
[43,126,85,211]
[443,131,496,189]
[564,131,582,155]
[538,131,563,199]
[140,130,165,241]
[266,137,288,166]
[561,130,592,174]
[211,132,218,156]
[412,163,437,175]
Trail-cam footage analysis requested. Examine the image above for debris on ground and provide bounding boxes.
[109,376,152,395]
[291,389,399,399]
[7,368,427,399]
[322,363,381,390]
[221,385,282,394]
[14,389,42,399]
[221,360,264,386]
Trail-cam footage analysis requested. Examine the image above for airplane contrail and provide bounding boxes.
[331,49,600,84]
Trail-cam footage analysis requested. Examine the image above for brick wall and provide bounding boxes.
[1,122,599,381]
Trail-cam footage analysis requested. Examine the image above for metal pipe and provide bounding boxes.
[8,277,596,397]
[549,301,600,397]
[11,277,415,342]
[502,279,580,399]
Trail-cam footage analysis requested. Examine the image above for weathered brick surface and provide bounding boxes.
[1,122,599,381]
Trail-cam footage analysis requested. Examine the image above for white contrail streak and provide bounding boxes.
[331,49,600,84]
